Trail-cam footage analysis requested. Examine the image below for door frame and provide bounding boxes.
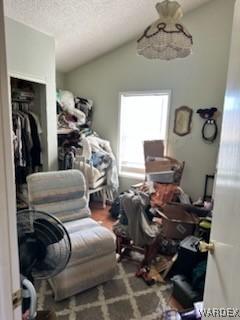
[0,2,21,320]
[203,0,240,312]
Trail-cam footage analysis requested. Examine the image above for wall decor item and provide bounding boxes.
[201,119,218,143]
[174,106,193,136]
[196,107,218,120]
[137,0,193,60]
[197,107,219,143]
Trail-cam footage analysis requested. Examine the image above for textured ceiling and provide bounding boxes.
[4,0,211,72]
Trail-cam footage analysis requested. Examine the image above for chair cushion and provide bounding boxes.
[64,218,115,266]
[27,170,90,222]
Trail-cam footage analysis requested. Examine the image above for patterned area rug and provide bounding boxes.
[36,260,173,320]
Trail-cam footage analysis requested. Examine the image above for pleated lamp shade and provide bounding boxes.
[137,0,193,60]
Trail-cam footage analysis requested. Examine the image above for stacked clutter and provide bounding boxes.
[144,140,184,185]
[57,90,119,195]
[57,89,93,130]
[111,140,212,311]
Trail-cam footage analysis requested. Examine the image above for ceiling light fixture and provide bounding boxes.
[137,0,193,60]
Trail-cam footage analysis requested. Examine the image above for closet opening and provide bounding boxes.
[10,76,47,210]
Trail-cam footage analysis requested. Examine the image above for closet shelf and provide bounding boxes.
[57,128,74,135]
[12,98,34,103]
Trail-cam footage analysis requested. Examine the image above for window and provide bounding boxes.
[118,91,170,177]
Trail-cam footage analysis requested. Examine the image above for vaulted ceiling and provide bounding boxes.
[4,0,211,72]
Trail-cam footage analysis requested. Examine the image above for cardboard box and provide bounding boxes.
[156,205,199,240]
[144,140,164,161]
[143,140,184,184]
[145,157,180,174]
[143,140,181,173]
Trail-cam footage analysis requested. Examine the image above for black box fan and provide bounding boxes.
[17,209,72,319]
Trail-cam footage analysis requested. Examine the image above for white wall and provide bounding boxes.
[0,5,21,319]
[5,17,58,171]
[56,71,65,89]
[64,0,235,200]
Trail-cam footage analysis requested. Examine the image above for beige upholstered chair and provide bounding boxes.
[27,169,116,301]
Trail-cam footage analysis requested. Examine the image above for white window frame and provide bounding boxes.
[117,90,171,179]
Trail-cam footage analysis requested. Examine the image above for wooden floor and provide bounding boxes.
[90,202,115,229]
[90,201,183,312]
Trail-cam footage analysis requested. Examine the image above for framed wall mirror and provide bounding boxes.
[174,106,193,136]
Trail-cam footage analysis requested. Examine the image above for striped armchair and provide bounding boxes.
[27,169,116,301]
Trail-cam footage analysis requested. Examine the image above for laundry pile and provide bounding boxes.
[57,90,119,193]
[111,138,212,302]
[112,182,186,247]
[57,89,93,130]
[112,180,213,310]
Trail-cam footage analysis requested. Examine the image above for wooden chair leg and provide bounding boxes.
[116,235,122,255]
[102,188,106,208]
[141,240,159,267]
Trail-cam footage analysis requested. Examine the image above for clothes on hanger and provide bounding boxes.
[12,102,42,183]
